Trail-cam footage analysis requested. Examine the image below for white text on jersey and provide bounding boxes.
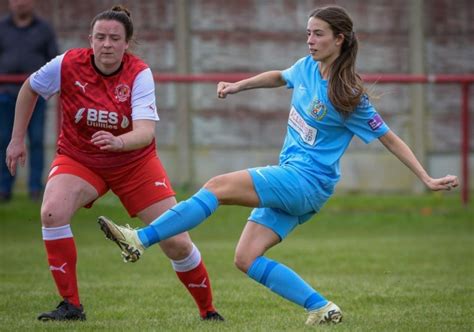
[74,108,130,130]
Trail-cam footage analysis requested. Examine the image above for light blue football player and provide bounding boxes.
[98,5,459,326]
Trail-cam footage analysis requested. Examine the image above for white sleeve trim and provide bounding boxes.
[131,68,160,121]
[29,54,64,100]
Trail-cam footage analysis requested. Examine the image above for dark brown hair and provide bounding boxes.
[90,5,133,42]
[310,6,364,115]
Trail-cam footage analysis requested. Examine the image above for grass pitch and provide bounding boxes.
[0,191,472,331]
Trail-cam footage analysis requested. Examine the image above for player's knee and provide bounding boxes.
[40,202,70,227]
[203,175,224,193]
[203,174,233,204]
[159,235,193,260]
[234,251,254,273]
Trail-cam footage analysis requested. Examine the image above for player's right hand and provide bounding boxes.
[5,139,26,176]
[217,81,239,98]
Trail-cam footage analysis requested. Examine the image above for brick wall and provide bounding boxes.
[1,0,472,192]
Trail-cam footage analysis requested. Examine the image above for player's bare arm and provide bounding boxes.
[217,70,285,98]
[378,130,459,191]
[6,78,39,175]
[91,119,155,152]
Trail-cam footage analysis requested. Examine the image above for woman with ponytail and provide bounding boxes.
[98,6,458,326]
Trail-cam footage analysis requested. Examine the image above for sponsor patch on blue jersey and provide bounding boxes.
[289,106,317,145]
[368,114,384,130]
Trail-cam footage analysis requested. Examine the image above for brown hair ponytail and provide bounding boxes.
[310,6,365,115]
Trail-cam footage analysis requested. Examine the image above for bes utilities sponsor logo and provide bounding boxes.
[74,108,130,129]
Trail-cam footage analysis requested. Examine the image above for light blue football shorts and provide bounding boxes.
[247,165,333,240]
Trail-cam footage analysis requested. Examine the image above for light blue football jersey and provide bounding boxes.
[280,55,389,194]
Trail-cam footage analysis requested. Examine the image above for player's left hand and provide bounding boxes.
[425,174,459,191]
[91,131,124,152]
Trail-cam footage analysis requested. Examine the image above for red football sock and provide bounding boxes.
[44,237,80,307]
[176,260,215,317]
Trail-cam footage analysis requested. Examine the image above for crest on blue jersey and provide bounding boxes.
[308,98,327,121]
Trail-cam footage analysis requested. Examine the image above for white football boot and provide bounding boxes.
[305,301,343,325]
[98,216,144,262]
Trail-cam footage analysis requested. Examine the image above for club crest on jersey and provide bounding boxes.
[115,83,131,102]
[308,98,327,121]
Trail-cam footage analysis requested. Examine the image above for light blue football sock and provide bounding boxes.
[247,256,328,311]
[137,188,218,248]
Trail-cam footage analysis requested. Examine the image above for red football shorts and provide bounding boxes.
[48,153,175,216]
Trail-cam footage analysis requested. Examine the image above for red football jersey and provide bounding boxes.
[57,48,155,168]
